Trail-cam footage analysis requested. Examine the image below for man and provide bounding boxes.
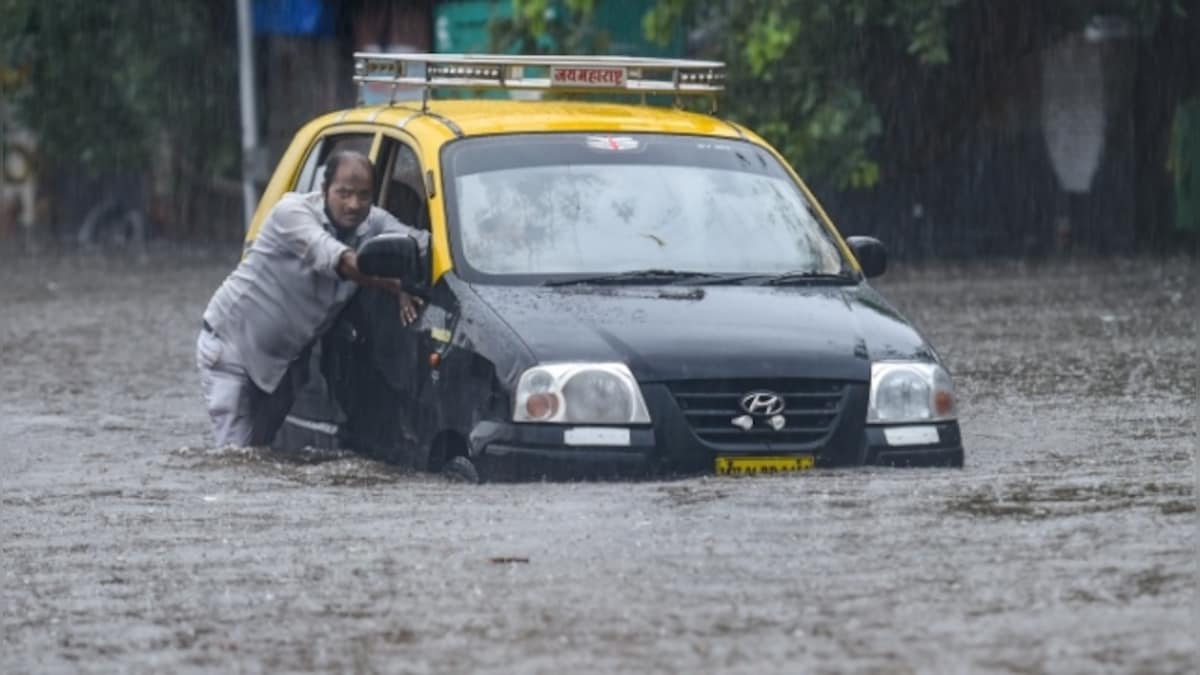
[196,150,427,447]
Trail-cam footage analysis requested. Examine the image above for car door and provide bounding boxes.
[326,134,446,467]
[271,130,381,452]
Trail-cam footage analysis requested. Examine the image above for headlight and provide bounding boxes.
[867,361,957,423]
[513,363,651,424]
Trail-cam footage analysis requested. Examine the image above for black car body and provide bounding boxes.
[264,54,965,480]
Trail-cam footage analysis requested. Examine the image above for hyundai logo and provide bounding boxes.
[739,391,785,416]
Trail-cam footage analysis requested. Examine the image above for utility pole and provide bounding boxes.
[236,0,260,232]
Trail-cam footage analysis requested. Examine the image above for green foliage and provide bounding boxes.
[640,0,682,45]
[500,0,1186,189]
[0,0,238,180]
[490,0,610,54]
[498,0,955,187]
[643,0,960,188]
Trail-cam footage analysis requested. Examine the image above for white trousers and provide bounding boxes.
[195,329,294,447]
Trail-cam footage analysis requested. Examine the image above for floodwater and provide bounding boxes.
[1,248,1195,674]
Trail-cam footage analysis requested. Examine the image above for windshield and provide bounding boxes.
[442,134,848,282]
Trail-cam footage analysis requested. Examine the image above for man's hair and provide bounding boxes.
[322,150,375,191]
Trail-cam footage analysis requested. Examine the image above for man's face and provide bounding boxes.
[325,161,373,230]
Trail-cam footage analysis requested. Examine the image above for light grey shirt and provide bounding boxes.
[202,191,428,393]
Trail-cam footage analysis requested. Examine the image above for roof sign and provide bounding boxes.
[551,66,627,88]
[352,54,726,110]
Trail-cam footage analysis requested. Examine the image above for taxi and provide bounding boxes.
[253,54,964,481]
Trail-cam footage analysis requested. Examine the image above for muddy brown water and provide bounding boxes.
[1,249,1195,674]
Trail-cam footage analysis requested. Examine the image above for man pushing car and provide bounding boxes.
[196,150,427,447]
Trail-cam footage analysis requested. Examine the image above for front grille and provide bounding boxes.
[666,378,849,450]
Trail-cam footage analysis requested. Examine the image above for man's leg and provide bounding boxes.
[196,330,256,447]
[247,372,297,447]
[249,345,312,448]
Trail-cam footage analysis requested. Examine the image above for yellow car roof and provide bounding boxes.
[328,99,748,144]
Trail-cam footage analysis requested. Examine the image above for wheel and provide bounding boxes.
[442,455,480,484]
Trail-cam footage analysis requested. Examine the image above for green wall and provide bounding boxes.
[433,1,682,56]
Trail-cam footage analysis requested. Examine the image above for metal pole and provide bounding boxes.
[236,0,259,232]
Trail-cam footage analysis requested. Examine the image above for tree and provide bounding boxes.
[489,0,609,55]
[1,0,241,237]
[498,0,1197,252]
[498,0,973,187]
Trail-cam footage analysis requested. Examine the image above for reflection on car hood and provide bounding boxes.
[468,283,936,382]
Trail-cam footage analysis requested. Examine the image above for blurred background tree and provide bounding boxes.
[496,0,1197,255]
[0,0,241,240]
[489,0,604,54]
[0,0,1192,254]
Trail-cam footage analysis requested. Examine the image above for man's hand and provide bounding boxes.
[371,279,424,325]
[337,250,368,285]
[397,290,423,326]
[341,251,423,325]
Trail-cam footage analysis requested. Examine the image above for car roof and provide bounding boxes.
[320,99,749,146]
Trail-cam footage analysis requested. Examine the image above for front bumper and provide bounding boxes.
[469,421,657,480]
[468,383,964,480]
[865,423,963,467]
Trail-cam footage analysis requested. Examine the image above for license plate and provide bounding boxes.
[715,455,815,476]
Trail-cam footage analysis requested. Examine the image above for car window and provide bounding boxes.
[377,138,429,231]
[295,133,375,192]
[443,134,845,279]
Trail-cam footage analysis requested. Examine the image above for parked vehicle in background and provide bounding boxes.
[246,54,963,481]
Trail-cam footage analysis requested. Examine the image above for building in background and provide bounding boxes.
[252,1,677,168]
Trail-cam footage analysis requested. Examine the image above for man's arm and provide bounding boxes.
[345,207,430,325]
[335,249,383,287]
[268,194,351,278]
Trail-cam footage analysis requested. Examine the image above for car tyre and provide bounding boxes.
[442,455,480,484]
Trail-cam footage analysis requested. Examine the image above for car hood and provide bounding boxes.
[468,283,937,383]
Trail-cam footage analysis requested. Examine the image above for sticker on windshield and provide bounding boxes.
[586,136,640,151]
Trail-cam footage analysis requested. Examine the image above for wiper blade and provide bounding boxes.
[544,269,724,287]
[764,270,858,286]
[691,274,773,285]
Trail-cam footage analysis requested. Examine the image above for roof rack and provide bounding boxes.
[353,53,726,110]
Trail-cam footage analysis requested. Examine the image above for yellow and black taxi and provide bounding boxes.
[253,54,963,480]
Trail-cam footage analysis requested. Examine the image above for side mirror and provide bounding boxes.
[846,236,888,278]
[357,233,422,287]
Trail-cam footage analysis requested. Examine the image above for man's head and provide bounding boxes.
[322,151,376,230]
